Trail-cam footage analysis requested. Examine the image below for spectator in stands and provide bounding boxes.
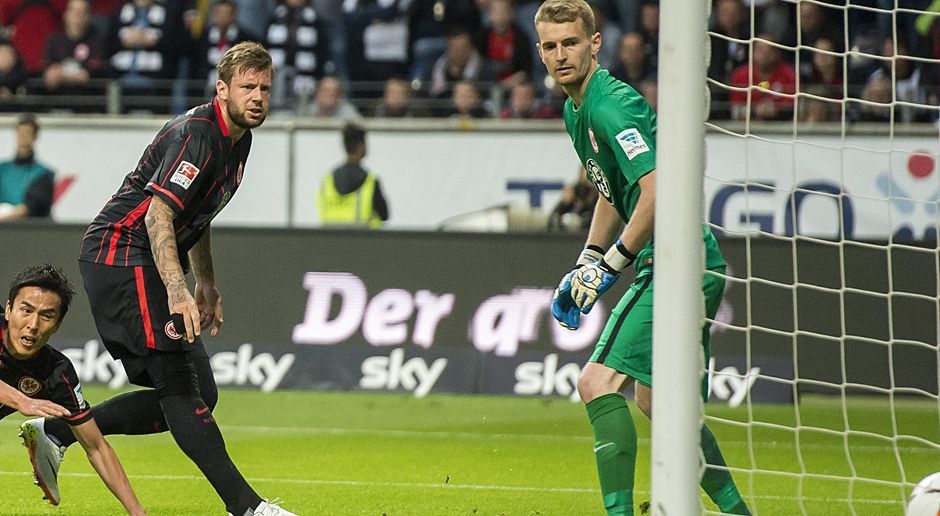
[547,169,597,231]
[0,40,25,107]
[730,35,796,121]
[799,0,843,52]
[709,0,749,119]
[448,79,488,118]
[197,0,251,96]
[591,3,622,70]
[639,78,657,110]
[343,0,411,90]
[318,123,389,228]
[754,0,794,48]
[108,0,174,111]
[609,32,656,91]
[304,75,362,119]
[409,0,483,82]
[803,38,844,100]
[373,77,417,117]
[479,0,532,90]
[235,0,275,41]
[0,0,61,77]
[638,0,659,68]
[867,37,929,123]
[0,114,54,221]
[313,0,346,80]
[499,80,558,119]
[854,74,892,122]
[42,0,109,104]
[429,29,492,99]
[267,0,328,110]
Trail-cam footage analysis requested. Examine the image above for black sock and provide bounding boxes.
[44,390,167,447]
[158,394,261,514]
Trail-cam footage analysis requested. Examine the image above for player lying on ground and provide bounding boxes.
[534,1,751,514]
[0,265,145,514]
[20,41,295,516]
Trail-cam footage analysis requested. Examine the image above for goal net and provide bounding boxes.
[700,0,940,513]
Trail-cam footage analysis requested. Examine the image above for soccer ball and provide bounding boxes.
[907,472,940,516]
[578,268,602,289]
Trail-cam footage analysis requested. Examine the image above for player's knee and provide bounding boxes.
[578,369,612,404]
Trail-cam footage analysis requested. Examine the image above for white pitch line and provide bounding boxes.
[0,471,905,505]
[1,421,935,454]
[213,425,939,454]
[0,471,593,494]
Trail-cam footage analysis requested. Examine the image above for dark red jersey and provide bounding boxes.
[0,319,93,425]
[79,98,251,270]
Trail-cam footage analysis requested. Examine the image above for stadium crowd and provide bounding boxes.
[0,0,938,121]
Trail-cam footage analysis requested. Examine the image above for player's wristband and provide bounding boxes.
[601,240,637,272]
[576,244,605,266]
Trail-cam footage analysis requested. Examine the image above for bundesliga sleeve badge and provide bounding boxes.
[170,161,201,189]
[615,128,650,161]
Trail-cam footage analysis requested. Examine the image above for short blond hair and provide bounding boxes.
[534,0,595,36]
[217,41,274,85]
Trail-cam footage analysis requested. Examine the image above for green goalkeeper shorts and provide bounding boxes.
[589,266,727,399]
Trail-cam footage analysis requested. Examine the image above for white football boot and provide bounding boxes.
[227,499,298,516]
[19,418,67,506]
[253,500,297,516]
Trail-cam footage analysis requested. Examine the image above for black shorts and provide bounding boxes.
[79,261,207,387]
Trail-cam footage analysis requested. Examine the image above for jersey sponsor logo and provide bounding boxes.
[165,320,182,340]
[170,161,201,190]
[588,128,599,153]
[585,159,612,201]
[615,128,650,160]
[18,376,41,396]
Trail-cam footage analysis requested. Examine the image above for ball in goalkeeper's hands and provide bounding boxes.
[571,262,619,313]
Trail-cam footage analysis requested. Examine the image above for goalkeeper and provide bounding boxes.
[535,1,750,514]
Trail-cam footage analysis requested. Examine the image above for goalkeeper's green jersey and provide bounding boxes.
[562,67,725,271]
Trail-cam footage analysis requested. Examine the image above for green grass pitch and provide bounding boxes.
[0,388,936,515]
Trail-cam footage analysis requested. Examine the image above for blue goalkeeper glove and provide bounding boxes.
[571,261,621,314]
[551,268,582,330]
[571,240,636,313]
[550,245,605,330]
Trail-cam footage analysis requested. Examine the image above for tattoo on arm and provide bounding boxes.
[145,197,188,302]
[189,228,215,285]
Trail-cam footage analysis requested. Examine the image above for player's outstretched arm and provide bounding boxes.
[189,228,224,336]
[71,419,146,516]
[0,381,70,418]
[145,196,200,343]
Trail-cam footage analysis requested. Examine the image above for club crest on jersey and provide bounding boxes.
[615,128,650,160]
[585,159,611,200]
[236,162,244,185]
[18,376,41,396]
[588,128,599,153]
[165,320,182,340]
[170,161,201,190]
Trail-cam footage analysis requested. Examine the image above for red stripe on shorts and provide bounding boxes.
[134,266,156,349]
